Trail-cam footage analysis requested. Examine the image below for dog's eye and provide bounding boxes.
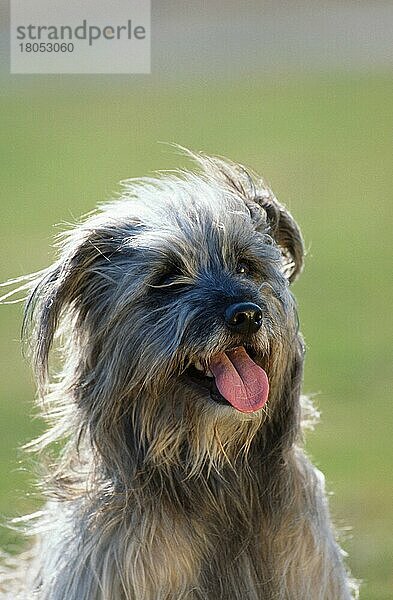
[236,262,250,276]
[154,266,182,287]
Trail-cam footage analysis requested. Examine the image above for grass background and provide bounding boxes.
[0,73,392,598]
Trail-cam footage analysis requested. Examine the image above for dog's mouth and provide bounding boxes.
[185,346,269,413]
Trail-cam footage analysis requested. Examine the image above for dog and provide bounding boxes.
[1,151,358,599]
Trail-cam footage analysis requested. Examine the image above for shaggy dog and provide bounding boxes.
[1,152,357,599]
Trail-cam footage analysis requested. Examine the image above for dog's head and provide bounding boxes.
[26,153,305,479]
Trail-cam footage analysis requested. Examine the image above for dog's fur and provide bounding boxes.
[1,152,358,599]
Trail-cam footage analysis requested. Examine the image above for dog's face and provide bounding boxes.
[27,155,304,476]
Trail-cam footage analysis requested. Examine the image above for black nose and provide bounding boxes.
[224,302,263,335]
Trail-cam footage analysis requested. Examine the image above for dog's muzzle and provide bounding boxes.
[224,302,263,335]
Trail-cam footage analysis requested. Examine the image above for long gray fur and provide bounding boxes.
[0,151,358,599]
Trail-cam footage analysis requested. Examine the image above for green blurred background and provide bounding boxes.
[1,3,392,599]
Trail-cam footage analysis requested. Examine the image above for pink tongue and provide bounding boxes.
[209,347,269,413]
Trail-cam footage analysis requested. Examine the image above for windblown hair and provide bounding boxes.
[0,151,358,599]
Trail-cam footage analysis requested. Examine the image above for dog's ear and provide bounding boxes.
[23,216,143,392]
[190,152,304,284]
[250,193,304,284]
